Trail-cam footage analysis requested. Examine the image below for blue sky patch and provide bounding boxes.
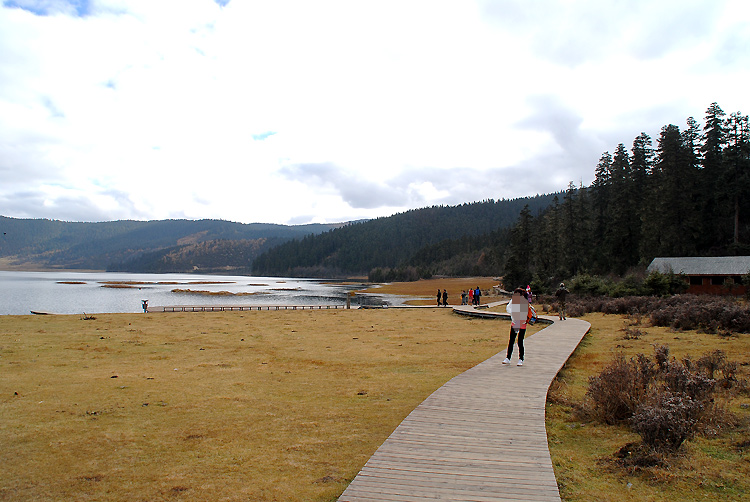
[4,0,90,17]
[252,131,277,141]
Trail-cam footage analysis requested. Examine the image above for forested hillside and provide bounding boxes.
[503,102,750,290]
[251,196,558,278]
[0,217,342,272]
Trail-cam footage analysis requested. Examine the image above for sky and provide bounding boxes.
[0,0,748,226]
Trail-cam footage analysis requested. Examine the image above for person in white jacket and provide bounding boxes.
[503,288,532,366]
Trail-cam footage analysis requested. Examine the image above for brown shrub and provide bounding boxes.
[555,293,750,334]
[631,390,702,452]
[584,353,656,425]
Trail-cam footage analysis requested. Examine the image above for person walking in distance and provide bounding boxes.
[442,289,448,307]
[555,282,570,320]
[437,289,442,307]
[503,288,532,366]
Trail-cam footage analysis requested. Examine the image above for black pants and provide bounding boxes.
[506,327,526,360]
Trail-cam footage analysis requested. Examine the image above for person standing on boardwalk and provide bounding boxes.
[474,286,481,306]
[461,290,467,305]
[437,289,442,307]
[555,282,570,320]
[442,289,448,307]
[468,288,474,306]
[503,288,531,366]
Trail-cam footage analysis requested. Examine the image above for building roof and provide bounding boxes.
[648,256,750,276]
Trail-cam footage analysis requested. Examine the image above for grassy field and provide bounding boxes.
[546,311,750,502]
[0,279,536,502]
[3,277,749,501]
[357,276,501,305]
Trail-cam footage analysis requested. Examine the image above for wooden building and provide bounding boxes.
[647,256,750,295]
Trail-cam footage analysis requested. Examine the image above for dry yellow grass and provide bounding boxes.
[547,312,750,502]
[1,301,537,502]
[359,277,502,305]
[10,275,745,501]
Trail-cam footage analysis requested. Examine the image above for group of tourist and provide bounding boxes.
[436,286,485,307]
[459,287,482,306]
[436,288,449,307]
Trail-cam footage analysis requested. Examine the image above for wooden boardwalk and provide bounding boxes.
[338,303,590,501]
[145,304,347,312]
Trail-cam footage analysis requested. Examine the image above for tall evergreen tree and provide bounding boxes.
[683,116,702,168]
[631,132,654,181]
[630,133,653,264]
[605,144,636,273]
[699,103,729,249]
[702,102,727,172]
[724,111,750,248]
[503,205,534,288]
[535,196,562,280]
[560,183,590,276]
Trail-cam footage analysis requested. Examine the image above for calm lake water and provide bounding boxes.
[0,271,396,316]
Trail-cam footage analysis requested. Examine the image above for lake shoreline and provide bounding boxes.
[0,271,369,316]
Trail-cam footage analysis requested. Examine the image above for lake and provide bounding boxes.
[0,271,397,316]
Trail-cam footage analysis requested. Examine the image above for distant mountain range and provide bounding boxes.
[0,194,556,276]
[0,216,344,273]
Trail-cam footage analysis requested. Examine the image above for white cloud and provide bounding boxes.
[0,0,748,224]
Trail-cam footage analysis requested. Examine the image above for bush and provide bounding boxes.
[697,349,726,379]
[585,354,656,425]
[643,271,688,296]
[631,391,703,452]
[553,293,750,334]
[585,345,742,454]
[654,344,670,369]
[569,273,613,296]
[661,358,716,403]
[643,271,671,296]
[610,274,645,297]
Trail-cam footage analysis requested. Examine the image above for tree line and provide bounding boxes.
[251,196,558,278]
[503,102,750,291]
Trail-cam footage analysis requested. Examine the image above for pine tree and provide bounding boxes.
[560,183,590,276]
[605,143,635,273]
[724,111,750,249]
[649,124,699,257]
[502,205,534,288]
[702,102,727,172]
[699,103,729,249]
[630,133,654,264]
[535,196,562,281]
[591,152,612,271]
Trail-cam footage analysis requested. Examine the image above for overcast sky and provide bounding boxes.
[0,0,747,225]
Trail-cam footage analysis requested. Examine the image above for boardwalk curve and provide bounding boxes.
[339,303,590,501]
